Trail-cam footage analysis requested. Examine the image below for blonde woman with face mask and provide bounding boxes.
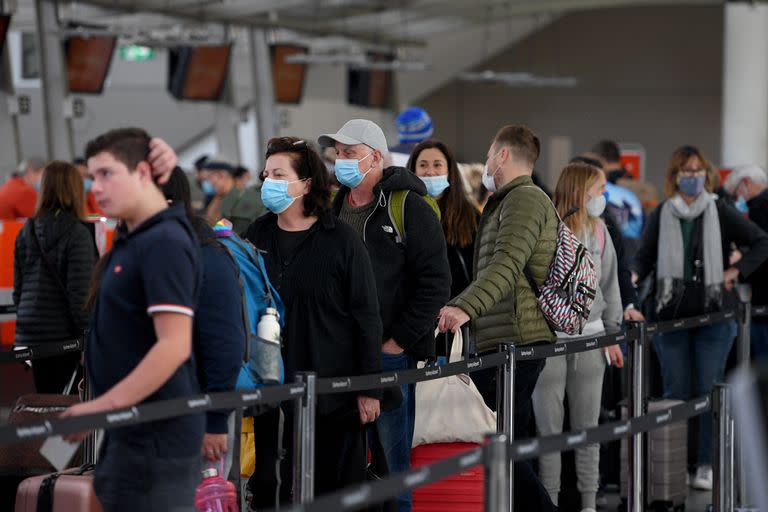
[532,163,624,512]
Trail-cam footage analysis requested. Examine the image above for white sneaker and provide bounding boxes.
[692,465,713,491]
[581,508,597,512]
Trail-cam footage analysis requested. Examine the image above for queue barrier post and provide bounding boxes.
[627,321,646,512]
[496,343,515,512]
[81,370,98,465]
[713,383,733,512]
[736,299,752,509]
[293,372,317,504]
[484,434,510,512]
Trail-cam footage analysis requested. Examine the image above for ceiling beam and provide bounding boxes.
[70,0,426,46]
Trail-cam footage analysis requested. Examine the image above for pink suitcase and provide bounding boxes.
[15,464,101,512]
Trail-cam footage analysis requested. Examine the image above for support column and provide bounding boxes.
[213,35,241,162]
[248,27,277,169]
[0,37,20,178]
[721,2,768,169]
[35,0,73,161]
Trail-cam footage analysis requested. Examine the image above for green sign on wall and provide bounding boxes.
[118,45,156,62]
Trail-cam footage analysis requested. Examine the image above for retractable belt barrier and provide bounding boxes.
[274,396,711,512]
[0,338,83,364]
[0,309,746,444]
[0,309,739,366]
[0,307,749,511]
[316,351,509,394]
[0,383,306,446]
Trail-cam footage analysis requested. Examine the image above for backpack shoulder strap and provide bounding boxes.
[388,190,407,244]
[28,219,79,338]
[387,190,442,245]
[212,238,251,362]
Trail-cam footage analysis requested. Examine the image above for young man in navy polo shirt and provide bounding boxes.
[62,128,204,511]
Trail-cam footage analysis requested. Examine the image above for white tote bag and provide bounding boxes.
[412,328,497,447]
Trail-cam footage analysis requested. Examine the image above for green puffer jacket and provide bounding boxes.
[450,175,558,352]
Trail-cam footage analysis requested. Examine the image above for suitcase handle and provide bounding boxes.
[37,464,95,512]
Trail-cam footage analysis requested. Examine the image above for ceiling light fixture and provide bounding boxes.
[460,70,577,87]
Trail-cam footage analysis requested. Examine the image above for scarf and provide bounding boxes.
[657,193,723,310]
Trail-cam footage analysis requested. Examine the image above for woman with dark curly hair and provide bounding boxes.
[243,137,383,506]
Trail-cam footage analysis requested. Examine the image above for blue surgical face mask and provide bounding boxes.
[201,180,215,196]
[734,195,749,214]
[420,175,450,198]
[261,177,306,214]
[678,175,706,198]
[84,178,93,193]
[334,152,373,189]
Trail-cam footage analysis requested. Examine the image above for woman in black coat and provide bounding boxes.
[13,161,98,393]
[407,140,479,357]
[244,137,382,507]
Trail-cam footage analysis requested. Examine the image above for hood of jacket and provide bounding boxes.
[21,211,83,260]
[374,166,427,196]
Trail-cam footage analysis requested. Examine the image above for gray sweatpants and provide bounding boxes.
[532,320,607,509]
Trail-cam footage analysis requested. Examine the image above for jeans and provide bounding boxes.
[94,437,201,512]
[473,342,558,512]
[751,320,768,363]
[376,351,416,512]
[652,320,737,466]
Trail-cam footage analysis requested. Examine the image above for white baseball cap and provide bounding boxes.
[318,119,389,154]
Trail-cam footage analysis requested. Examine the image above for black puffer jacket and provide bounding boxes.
[13,212,98,343]
[332,167,451,360]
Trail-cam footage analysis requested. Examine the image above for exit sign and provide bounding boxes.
[119,45,155,62]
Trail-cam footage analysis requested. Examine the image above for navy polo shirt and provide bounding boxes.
[86,204,204,457]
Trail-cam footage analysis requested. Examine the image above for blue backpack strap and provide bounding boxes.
[225,235,280,314]
[212,237,252,362]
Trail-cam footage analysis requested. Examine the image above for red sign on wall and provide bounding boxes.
[619,152,643,181]
[719,168,732,186]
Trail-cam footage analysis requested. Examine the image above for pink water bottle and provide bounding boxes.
[195,467,239,512]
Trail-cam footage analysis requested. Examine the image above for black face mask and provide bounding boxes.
[607,169,626,184]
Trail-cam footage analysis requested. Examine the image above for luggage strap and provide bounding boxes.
[37,464,95,512]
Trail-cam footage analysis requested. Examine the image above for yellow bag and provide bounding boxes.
[240,416,255,477]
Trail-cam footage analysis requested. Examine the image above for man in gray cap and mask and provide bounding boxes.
[319,119,450,512]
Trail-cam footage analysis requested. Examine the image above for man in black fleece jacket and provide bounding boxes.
[320,119,450,512]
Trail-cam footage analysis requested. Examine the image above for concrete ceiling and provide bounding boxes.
[4,0,723,48]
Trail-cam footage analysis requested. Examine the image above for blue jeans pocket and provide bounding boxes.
[381,352,409,371]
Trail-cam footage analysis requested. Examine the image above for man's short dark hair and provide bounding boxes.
[85,128,151,171]
[492,125,540,168]
[194,154,210,171]
[592,139,621,163]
